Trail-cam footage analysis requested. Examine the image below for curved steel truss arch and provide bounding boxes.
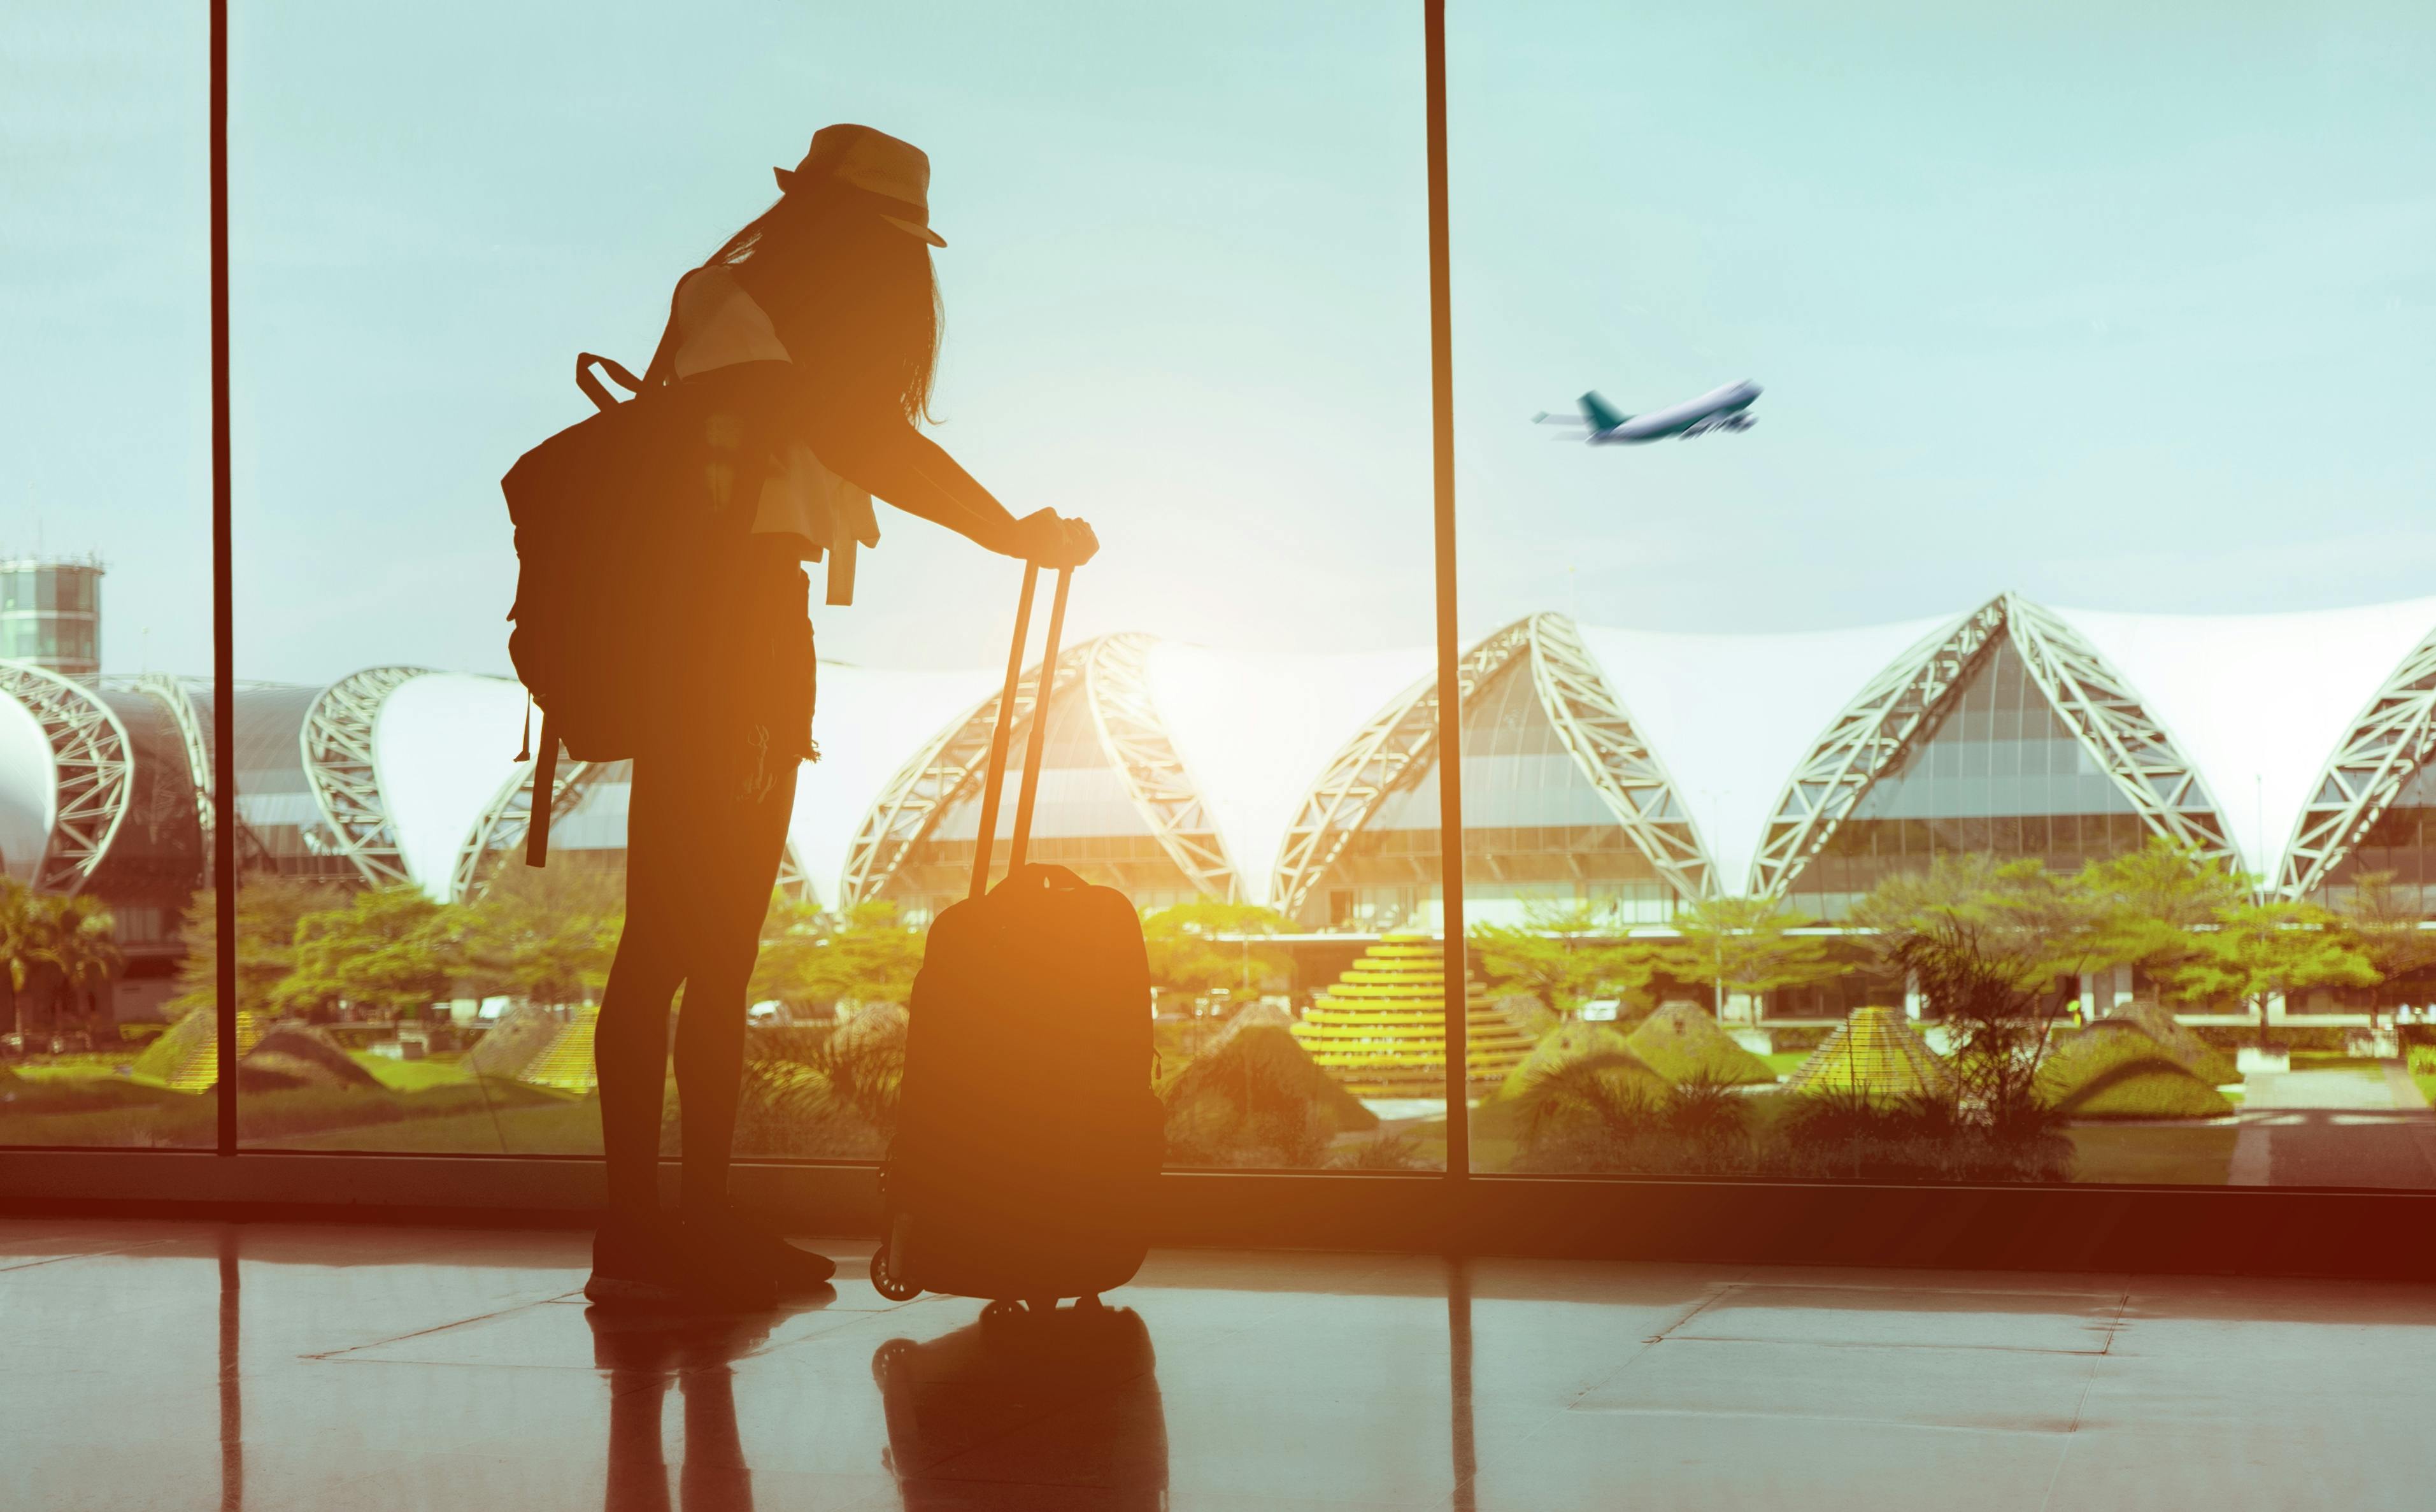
[840,641,1093,906]
[2002,594,2232,862]
[301,666,429,887]
[451,755,612,903]
[1749,594,2236,899]
[2277,624,2436,898]
[133,673,215,859]
[0,661,134,894]
[1527,613,1712,901]
[1083,633,1239,901]
[1269,615,1715,918]
[450,753,817,906]
[1746,601,2008,899]
[1268,620,1535,920]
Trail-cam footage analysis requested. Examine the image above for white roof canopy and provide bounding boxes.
[2055,599,2436,878]
[1577,615,1957,892]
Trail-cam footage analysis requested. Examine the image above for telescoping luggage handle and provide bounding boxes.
[967,561,1072,900]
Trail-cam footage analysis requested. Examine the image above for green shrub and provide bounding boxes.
[2407,1045,2436,1078]
[1625,1003,1776,1086]
[2189,1024,2348,1053]
[153,1080,559,1146]
[0,1073,183,1116]
[1163,1023,1372,1168]
[733,1012,901,1159]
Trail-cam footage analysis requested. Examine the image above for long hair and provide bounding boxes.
[703,187,942,424]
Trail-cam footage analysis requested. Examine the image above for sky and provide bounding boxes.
[6,1,2432,687]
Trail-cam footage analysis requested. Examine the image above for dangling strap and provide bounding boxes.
[514,698,532,762]
[525,716,559,868]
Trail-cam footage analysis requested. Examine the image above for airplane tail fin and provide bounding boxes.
[1580,391,1628,431]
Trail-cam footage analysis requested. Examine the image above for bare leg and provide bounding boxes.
[599,757,688,1222]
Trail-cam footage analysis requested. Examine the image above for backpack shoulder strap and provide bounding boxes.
[637,269,698,391]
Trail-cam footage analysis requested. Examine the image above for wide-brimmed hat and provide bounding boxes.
[774,124,945,247]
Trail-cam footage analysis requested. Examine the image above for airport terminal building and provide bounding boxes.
[8,584,2436,1020]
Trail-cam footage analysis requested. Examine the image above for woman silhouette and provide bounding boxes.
[585,124,1097,1308]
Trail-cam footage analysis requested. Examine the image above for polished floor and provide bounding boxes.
[6,1216,2434,1510]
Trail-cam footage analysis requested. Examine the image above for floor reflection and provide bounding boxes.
[873,1301,1168,1509]
[587,1304,809,1512]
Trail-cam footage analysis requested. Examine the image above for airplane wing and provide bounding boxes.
[1531,411,1591,425]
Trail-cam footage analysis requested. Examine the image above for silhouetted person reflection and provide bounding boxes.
[873,1301,1167,1509]
[590,1306,779,1512]
[580,122,1099,1308]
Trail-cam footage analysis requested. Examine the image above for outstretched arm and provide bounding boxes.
[806,403,1094,566]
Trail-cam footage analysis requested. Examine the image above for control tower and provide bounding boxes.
[0,556,104,676]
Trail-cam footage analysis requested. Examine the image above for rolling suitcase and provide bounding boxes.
[870,563,1164,1307]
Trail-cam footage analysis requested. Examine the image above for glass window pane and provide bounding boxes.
[230,3,1439,1173]
[0,6,211,1147]
[1456,3,2436,1188]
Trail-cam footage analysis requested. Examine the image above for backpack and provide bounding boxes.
[499,348,790,866]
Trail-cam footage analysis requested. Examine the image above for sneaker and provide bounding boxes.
[684,1204,837,1292]
[586,1216,777,1311]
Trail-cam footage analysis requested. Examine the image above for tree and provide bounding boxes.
[1653,895,1846,1023]
[750,899,926,1015]
[2153,899,2379,1050]
[169,879,344,1018]
[0,878,34,1037]
[459,862,622,1007]
[30,893,122,1035]
[2332,872,2436,1030]
[273,885,462,1020]
[2076,838,2251,1001]
[1853,856,2104,1125]
[1472,901,1656,1018]
[1141,900,1293,1000]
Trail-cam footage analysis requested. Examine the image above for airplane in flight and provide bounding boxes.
[1534,380,1762,443]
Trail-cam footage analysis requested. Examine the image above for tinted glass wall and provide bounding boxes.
[1450,2,2436,1190]
[13,3,2436,1204]
[0,5,213,1145]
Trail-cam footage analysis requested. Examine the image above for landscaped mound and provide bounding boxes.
[466,1004,568,1080]
[1625,1002,1776,1087]
[1783,1007,1950,1100]
[2101,1000,2238,1086]
[236,1027,382,1092]
[2037,1022,2233,1120]
[1164,1022,1376,1168]
[130,1008,266,1092]
[1496,1023,1670,1106]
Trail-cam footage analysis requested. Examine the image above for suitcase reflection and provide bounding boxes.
[873,1301,1169,1509]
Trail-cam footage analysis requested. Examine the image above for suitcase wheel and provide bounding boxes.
[869,1238,922,1302]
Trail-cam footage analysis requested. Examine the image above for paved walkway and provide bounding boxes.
[2228,1064,2436,1188]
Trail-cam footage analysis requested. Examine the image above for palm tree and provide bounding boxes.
[0,879,34,1039]
[31,893,122,1040]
